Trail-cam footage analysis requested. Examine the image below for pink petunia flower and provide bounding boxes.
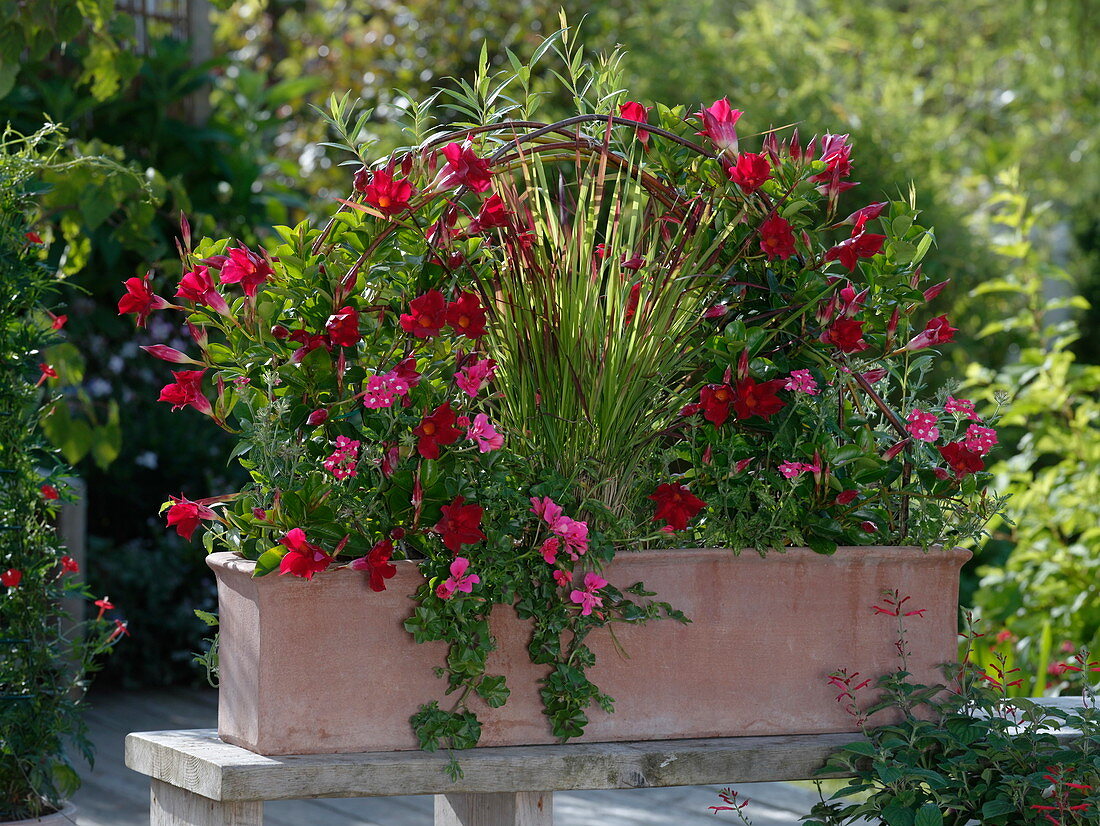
[455,357,497,397]
[569,572,608,617]
[436,556,481,599]
[465,413,504,453]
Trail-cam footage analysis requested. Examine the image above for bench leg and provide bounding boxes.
[434,791,552,826]
[151,778,263,826]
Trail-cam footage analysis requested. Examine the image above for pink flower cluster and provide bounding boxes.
[455,357,496,397]
[323,436,360,480]
[783,369,819,395]
[963,424,998,456]
[778,459,821,479]
[569,572,608,617]
[362,372,410,409]
[459,413,504,453]
[906,409,940,443]
[944,396,979,420]
[531,496,589,563]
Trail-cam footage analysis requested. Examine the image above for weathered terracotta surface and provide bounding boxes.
[209,546,969,755]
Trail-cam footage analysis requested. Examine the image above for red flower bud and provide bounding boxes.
[141,344,201,365]
[270,324,290,339]
[306,409,329,426]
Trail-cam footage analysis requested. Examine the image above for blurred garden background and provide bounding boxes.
[4,0,1098,691]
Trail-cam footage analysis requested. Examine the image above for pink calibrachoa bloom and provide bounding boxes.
[158,370,213,416]
[323,436,360,480]
[728,152,771,194]
[904,314,958,351]
[176,265,230,315]
[824,231,886,272]
[694,98,742,156]
[433,497,486,553]
[278,528,332,580]
[399,289,447,338]
[349,539,397,592]
[618,100,652,147]
[455,357,496,397]
[354,168,414,217]
[325,306,361,348]
[439,142,493,192]
[436,556,481,600]
[944,396,980,420]
[218,246,272,297]
[758,214,797,260]
[906,409,940,443]
[648,483,707,531]
[118,273,169,327]
[465,413,504,453]
[784,369,819,395]
[964,425,998,456]
[165,495,217,540]
[570,572,608,617]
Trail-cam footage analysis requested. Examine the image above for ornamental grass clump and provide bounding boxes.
[122,31,1002,749]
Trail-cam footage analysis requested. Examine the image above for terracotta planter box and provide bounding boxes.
[209,546,969,755]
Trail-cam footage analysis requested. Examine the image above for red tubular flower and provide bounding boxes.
[350,539,398,592]
[118,273,169,327]
[439,143,493,192]
[413,402,462,459]
[822,318,869,353]
[732,377,786,421]
[24,231,43,244]
[218,247,272,297]
[176,265,229,314]
[904,314,957,351]
[47,311,67,330]
[40,484,59,500]
[623,283,642,324]
[649,483,707,531]
[158,370,213,416]
[325,305,361,347]
[758,214,797,260]
[836,202,888,232]
[60,555,79,573]
[432,496,486,553]
[824,232,886,272]
[165,495,217,540]
[278,528,332,580]
[618,101,652,147]
[469,194,511,233]
[1,568,22,588]
[35,363,57,387]
[141,344,201,365]
[445,292,487,338]
[354,168,414,216]
[694,98,742,156]
[938,441,985,478]
[700,383,735,426]
[728,152,772,194]
[399,289,447,338]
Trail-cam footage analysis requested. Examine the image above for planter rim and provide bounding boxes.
[208,544,971,576]
[1,803,77,824]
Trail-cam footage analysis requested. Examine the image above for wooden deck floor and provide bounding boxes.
[71,687,829,825]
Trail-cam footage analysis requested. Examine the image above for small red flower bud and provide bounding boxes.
[270,324,290,339]
[390,527,406,540]
[306,409,329,426]
[860,521,877,533]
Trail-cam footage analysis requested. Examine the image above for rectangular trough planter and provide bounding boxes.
[209,546,968,755]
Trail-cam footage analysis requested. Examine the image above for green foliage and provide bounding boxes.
[0,125,123,820]
[965,174,1100,674]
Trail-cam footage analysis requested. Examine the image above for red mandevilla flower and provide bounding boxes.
[822,318,869,353]
[938,441,985,478]
[824,232,886,272]
[733,377,786,421]
[618,101,652,147]
[350,539,398,592]
[445,292,487,339]
[469,194,510,233]
[399,289,447,338]
[758,214,797,260]
[218,246,272,297]
[278,528,331,580]
[700,383,734,426]
[158,370,213,416]
[904,314,958,351]
[439,143,493,192]
[694,98,742,156]
[165,495,217,540]
[325,305,361,347]
[433,496,486,553]
[836,202,888,232]
[649,483,707,531]
[413,402,462,460]
[176,265,229,315]
[354,168,414,216]
[118,273,169,328]
[728,152,772,194]
[141,344,201,365]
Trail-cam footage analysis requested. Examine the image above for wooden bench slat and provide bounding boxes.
[126,729,862,802]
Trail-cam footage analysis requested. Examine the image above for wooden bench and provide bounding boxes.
[124,729,861,825]
[125,698,1085,826]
